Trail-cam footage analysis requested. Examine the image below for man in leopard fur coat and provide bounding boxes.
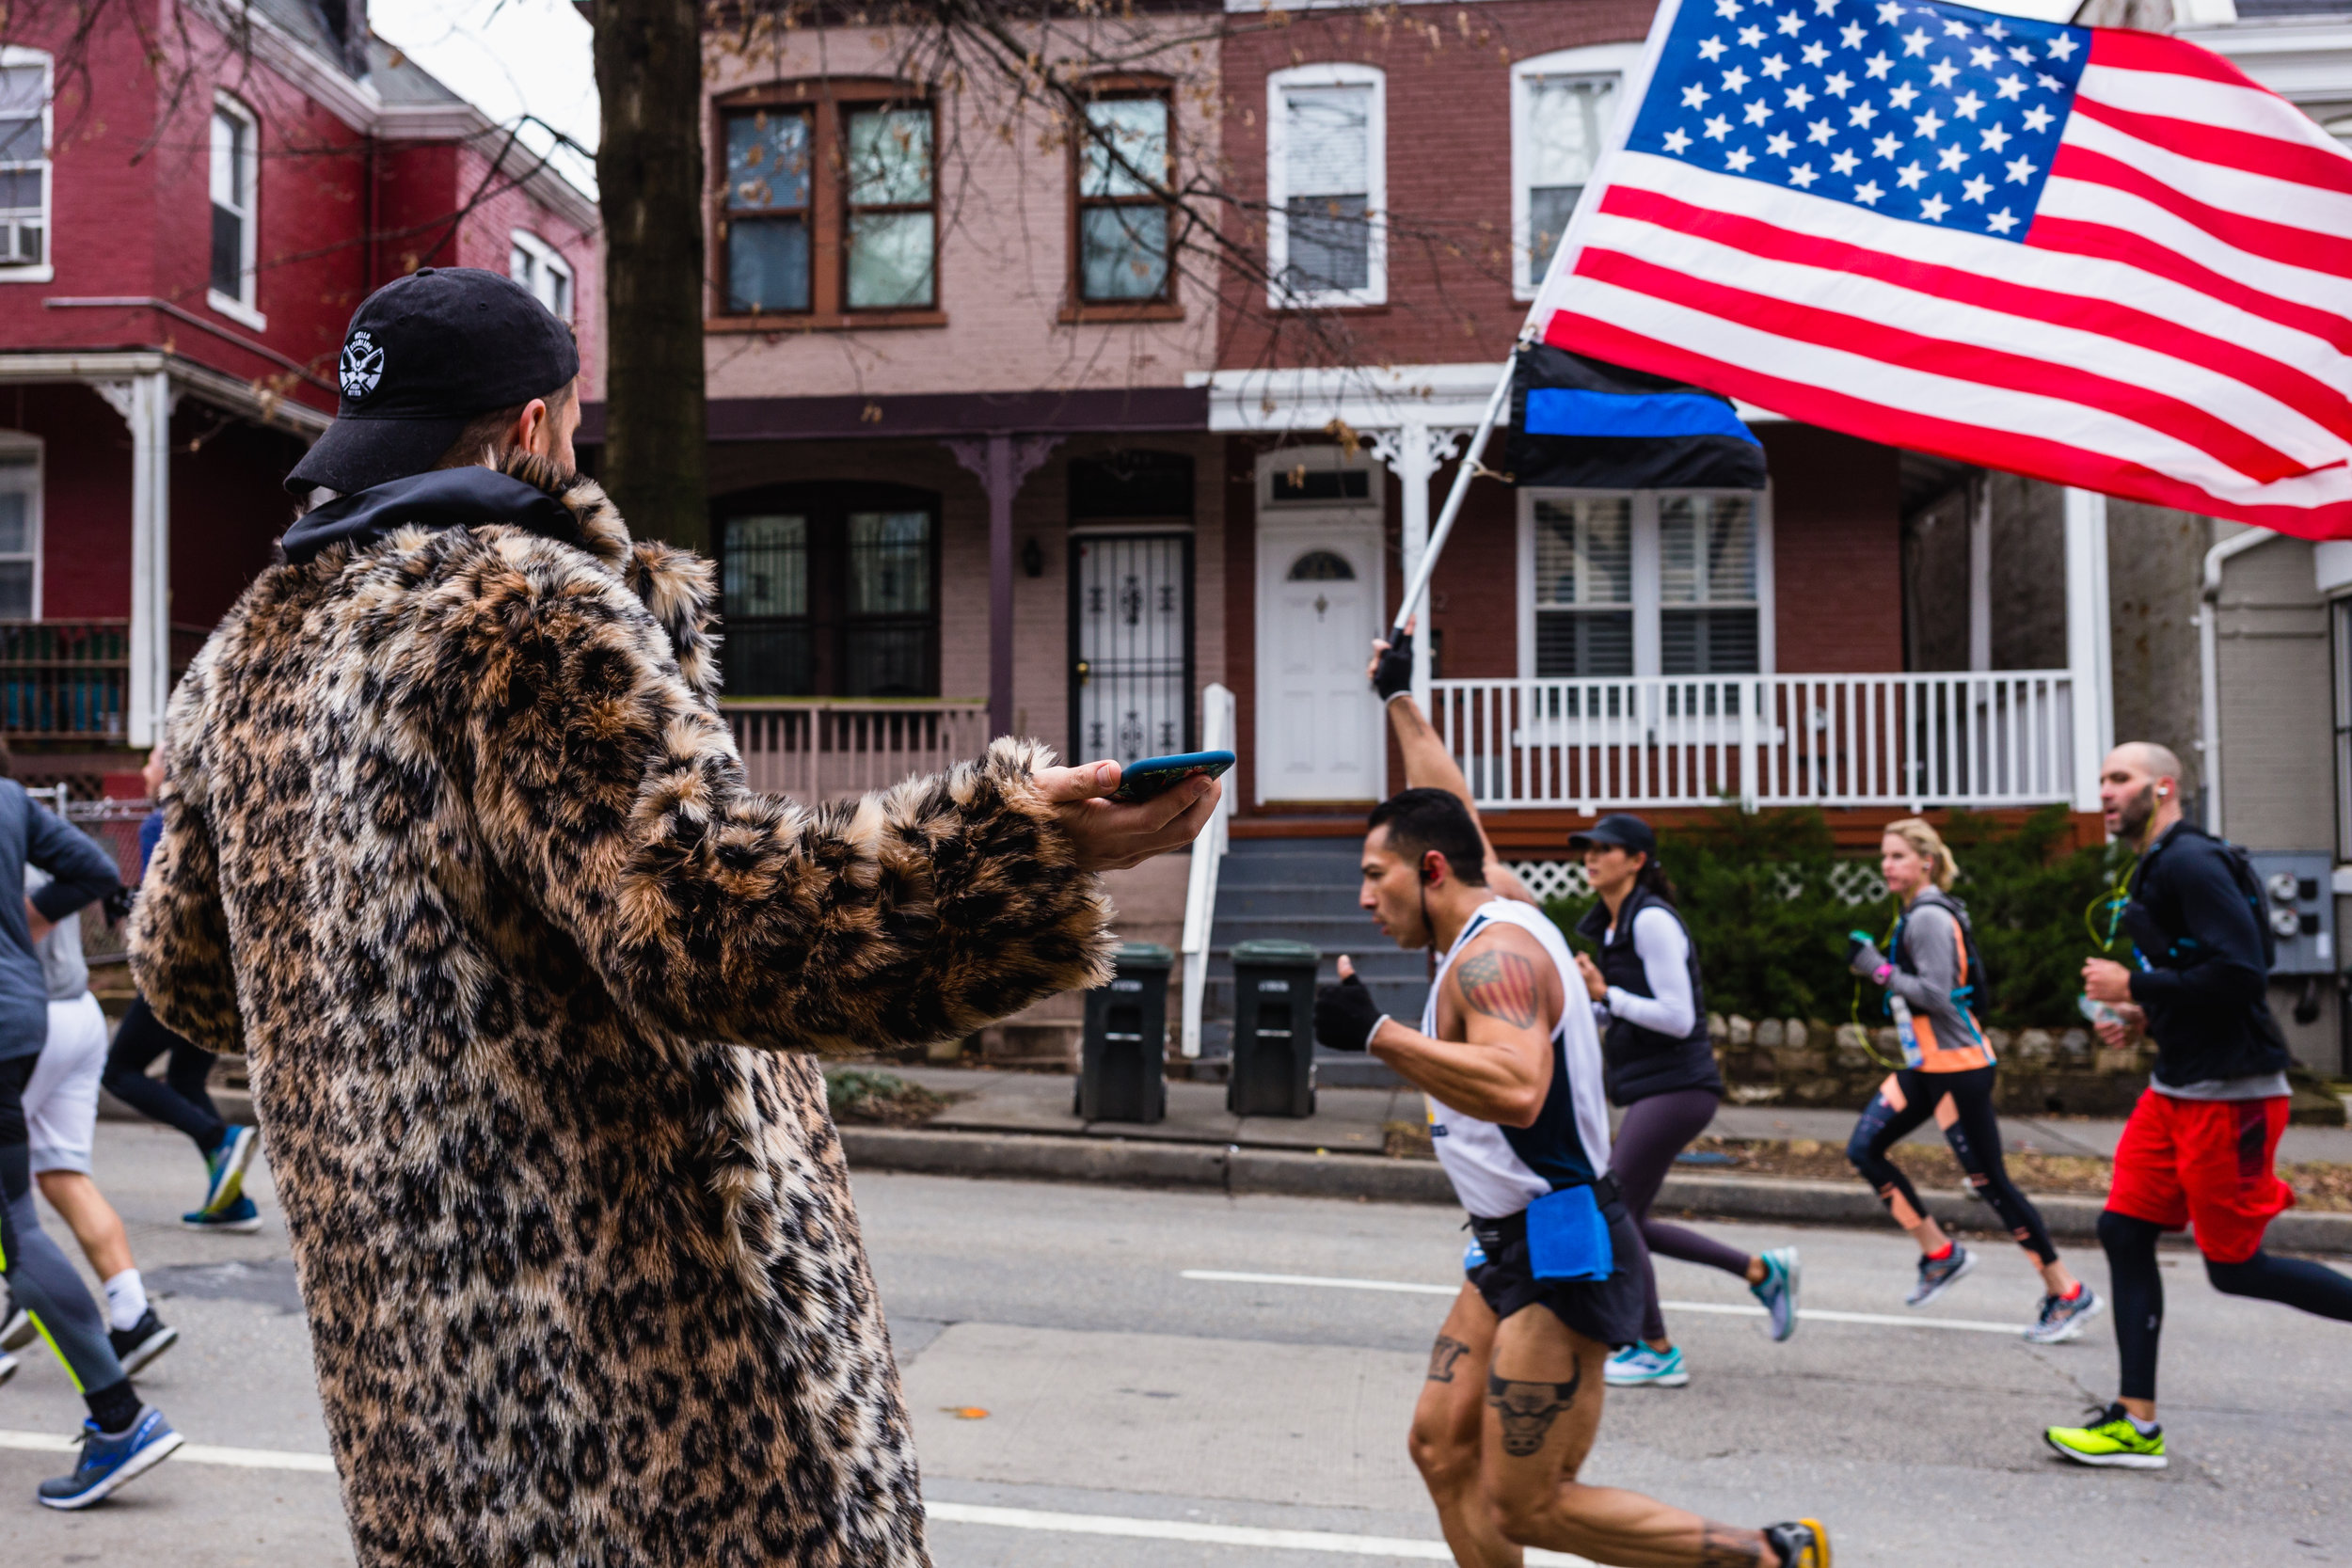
[128,269,1215,1564]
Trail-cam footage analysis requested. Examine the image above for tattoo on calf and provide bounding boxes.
[1697,1525,1766,1566]
[1486,1357,1581,1457]
[1456,951,1540,1028]
[1426,1336,1470,1383]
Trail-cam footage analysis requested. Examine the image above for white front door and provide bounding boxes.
[1256,524,1383,802]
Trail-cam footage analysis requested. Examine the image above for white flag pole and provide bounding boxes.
[1388,0,1691,640]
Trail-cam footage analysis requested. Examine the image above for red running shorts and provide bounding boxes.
[2106,1090,2295,1264]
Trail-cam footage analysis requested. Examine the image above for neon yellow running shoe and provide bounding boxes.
[1762,1519,1831,1566]
[2044,1403,2167,1469]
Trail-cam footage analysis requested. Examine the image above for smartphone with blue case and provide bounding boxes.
[1107,750,1235,804]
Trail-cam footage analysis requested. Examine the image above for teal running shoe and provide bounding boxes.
[199,1125,259,1216]
[1603,1342,1690,1387]
[183,1195,262,1233]
[1752,1246,1801,1341]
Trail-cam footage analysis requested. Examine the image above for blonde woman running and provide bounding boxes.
[1846,818,2102,1342]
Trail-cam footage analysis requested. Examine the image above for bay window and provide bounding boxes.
[1267,64,1385,307]
[1522,489,1771,679]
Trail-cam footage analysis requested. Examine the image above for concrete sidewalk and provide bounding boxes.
[892,1065,2352,1164]
[856,1066,2352,1254]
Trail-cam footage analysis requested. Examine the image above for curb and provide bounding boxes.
[839,1127,2352,1254]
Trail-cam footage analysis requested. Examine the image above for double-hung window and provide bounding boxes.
[1267,64,1384,307]
[1511,45,1639,298]
[0,435,40,618]
[0,51,49,277]
[1523,490,1771,679]
[723,107,812,314]
[713,89,937,324]
[209,95,262,325]
[2333,599,2352,862]
[509,230,574,320]
[1073,91,1173,306]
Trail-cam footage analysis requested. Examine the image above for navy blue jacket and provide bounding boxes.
[0,780,122,1061]
[2123,821,2292,1086]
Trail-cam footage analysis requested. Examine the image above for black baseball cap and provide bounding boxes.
[286,267,580,497]
[1566,813,1657,856]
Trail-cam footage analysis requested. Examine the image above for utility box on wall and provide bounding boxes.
[2249,851,2334,974]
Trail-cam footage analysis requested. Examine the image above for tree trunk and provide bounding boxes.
[593,0,707,552]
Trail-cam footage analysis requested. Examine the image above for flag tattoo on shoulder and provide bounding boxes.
[1456,951,1541,1029]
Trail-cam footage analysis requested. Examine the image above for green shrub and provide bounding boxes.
[1542,803,2127,1030]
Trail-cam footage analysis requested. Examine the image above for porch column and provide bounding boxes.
[946,435,1060,741]
[2062,486,2113,812]
[1370,420,1468,710]
[94,372,174,748]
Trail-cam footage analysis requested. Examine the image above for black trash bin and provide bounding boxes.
[1228,939,1319,1118]
[1078,942,1174,1123]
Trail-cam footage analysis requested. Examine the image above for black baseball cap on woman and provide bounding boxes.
[1566,813,1658,857]
[285,267,580,497]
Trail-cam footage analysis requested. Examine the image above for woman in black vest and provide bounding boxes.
[1570,814,1801,1390]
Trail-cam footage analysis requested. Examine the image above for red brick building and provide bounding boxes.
[0,0,597,786]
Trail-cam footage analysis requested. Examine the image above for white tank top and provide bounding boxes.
[1423,899,1613,1220]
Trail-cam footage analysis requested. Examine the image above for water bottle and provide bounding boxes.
[1887,992,1923,1069]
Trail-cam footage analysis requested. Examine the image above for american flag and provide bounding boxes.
[1533,0,2352,538]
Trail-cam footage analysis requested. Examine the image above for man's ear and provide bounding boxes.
[1422,850,1445,887]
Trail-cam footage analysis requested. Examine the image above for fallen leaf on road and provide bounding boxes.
[942,1406,990,1419]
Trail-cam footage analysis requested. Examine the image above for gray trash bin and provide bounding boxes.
[1078,942,1173,1122]
[1228,939,1319,1118]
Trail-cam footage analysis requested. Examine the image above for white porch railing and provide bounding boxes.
[1429,672,2075,812]
[725,699,992,800]
[1179,682,1237,1060]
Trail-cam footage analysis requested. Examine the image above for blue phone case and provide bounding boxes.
[1524,1184,1614,1282]
[1110,750,1235,802]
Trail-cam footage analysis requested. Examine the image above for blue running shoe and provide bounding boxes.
[1906,1243,1977,1307]
[183,1195,262,1233]
[36,1406,183,1509]
[200,1125,259,1216]
[2024,1284,2106,1345]
[0,1349,17,1388]
[1603,1343,1690,1387]
[1752,1246,1801,1341]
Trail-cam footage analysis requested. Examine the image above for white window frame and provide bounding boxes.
[1265,62,1386,309]
[509,229,575,321]
[207,92,264,330]
[1511,43,1642,301]
[0,47,53,284]
[1517,486,1775,678]
[0,430,45,620]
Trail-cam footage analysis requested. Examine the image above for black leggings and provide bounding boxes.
[2101,1209,2352,1402]
[1612,1087,1756,1344]
[103,995,226,1156]
[1846,1064,2058,1266]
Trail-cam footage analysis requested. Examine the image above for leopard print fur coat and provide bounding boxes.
[129,458,1116,1566]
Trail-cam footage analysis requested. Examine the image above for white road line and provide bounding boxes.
[1181,1270,2026,1336]
[0,1430,338,1472]
[927,1501,1592,1564]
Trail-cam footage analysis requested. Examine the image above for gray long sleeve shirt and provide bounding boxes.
[1885,894,1982,1054]
[0,781,119,1061]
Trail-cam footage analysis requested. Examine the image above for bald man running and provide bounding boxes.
[2047,743,2352,1469]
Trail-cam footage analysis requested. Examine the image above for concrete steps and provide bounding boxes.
[1197,837,1418,1088]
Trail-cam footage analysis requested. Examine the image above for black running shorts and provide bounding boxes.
[1466,1196,1646,1350]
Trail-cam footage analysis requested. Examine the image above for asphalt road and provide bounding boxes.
[4,1124,2349,1565]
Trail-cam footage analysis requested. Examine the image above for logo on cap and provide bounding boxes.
[340,331,385,401]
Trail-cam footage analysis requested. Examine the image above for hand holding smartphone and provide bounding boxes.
[1107,751,1236,804]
